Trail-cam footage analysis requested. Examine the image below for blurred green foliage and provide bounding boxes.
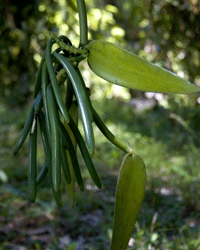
[1,0,200,106]
[1,96,200,249]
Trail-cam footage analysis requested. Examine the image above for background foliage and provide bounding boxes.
[0,0,200,249]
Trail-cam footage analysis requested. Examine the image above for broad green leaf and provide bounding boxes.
[110,153,146,250]
[86,40,200,94]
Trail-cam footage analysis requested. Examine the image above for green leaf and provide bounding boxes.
[86,40,200,94]
[110,153,146,250]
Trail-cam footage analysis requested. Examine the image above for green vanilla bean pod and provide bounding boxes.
[41,62,52,145]
[46,84,62,196]
[69,115,102,189]
[59,121,84,191]
[60,129,69,149]
[28,115,38,202]
[36,161,48,186]
[60,120,72,185]
[38,111,52,162]
[92,108,132,154]
[75,66,93,119]
[110,153,146,250]
[55,53,93,123]
[33,54,45,98]
[13,101,35,155]
[65,80,74,111]
[61,141,72,184]
[53,52,95,155]
[34,91,43,112]
[38,112,62,206]
[45,38,70,123]
[64,102,78,208]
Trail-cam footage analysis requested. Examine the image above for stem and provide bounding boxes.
[76,0,88,46]
[50,32,88,56]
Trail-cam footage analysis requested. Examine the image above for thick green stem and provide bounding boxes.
[76,0,88,46]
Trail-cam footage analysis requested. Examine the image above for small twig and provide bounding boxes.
[150,211,158,233]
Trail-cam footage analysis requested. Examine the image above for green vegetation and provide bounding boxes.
[1,0,200,249]
[1,95,200,249]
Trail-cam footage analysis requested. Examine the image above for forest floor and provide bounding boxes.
[0,96,200,250]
